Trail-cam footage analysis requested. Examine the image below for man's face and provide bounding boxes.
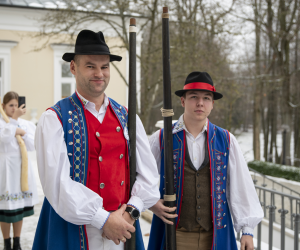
[70,54,110,98]
[181,90,214,122]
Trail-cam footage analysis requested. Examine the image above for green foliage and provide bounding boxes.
[248,161,300,182]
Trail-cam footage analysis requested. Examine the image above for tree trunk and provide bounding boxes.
[294,24,300,167]
[253,0,261,160]
[279,0,292,165]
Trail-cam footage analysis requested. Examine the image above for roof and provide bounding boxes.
[0,0,67,9]
[0,0,143,16]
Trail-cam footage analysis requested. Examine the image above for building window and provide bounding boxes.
[50,44,76,103]
[61,63,73,78]
[0,41,18,100]
[60,62,75,99]
[0,60,2,98]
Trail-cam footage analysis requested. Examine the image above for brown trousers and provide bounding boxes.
[176,225,213,250]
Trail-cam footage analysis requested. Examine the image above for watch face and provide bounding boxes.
[132,209,140,218]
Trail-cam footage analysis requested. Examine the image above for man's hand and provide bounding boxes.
[102,204,135,245]
[240,235,254,250]
[12,104,26,120]
[149,199,177,225]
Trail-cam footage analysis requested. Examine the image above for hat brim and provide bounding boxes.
[62,52,122,62]
[175,89,223,100]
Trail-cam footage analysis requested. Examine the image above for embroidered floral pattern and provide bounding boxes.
[0,191,33,202]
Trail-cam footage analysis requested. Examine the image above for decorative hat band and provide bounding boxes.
[183,82,216,92]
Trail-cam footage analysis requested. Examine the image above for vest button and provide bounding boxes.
[224,224,227,228]
[121,181,124,186]
[116,126,121,132]
[197,195,200,199]
[96,132,100,137]
[68,111,72,115]
[223,213,226,216]
[197,173,199,176]
[223,165,226,169]
[198,217,201,221]
[197,206,200,209]
[99,156,103,162]
[223,177,226,180]
[68,119,72,123]
[120,154,124,159]
[197,184,200,188]
[100,183,105,189]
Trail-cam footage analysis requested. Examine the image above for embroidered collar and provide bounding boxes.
[172,114,208,135]
[76,90,109,110]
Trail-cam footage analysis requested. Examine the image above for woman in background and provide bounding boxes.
[0,91,38,250]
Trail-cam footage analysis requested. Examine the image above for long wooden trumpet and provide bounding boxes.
[0,98,29,192]
[125,17,137,250]
[162,6,177,250]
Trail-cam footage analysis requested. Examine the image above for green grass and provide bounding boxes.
[248,161,300,182]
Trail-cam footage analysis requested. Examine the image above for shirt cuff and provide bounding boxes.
[127,196,144,213]
[90,207,110,230]
[242,226,254,235]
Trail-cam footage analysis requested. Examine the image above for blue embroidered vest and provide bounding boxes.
[32,92,144,250]
[148,120,237,250]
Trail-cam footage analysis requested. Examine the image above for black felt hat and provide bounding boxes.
[175,71,223,100]
[62,30,122,62]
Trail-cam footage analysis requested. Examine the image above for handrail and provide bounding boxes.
[249,166,300,196]
[236,184,300,250]
[255,185,300,201]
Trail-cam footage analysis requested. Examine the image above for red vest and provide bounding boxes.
[86,104,129,211]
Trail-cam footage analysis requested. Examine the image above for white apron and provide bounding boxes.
[0,117,39,210]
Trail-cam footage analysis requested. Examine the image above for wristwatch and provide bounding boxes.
[125,206,140,220]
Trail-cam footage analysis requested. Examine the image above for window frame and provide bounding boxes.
[50,43,76,103]
[0,40,18,101]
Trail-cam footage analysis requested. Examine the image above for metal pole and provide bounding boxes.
[291,198,294,230]
[278,209,288,250]
[162,6,176,250]
[236,232,240,241]
[293,214,300,250]
[263,190,266,217]
[267,205,276,250]
[257,201,263,250]
[257,221,262,250]
[126,17,137,250]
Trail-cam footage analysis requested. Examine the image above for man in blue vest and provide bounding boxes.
[148,71,263,250]
[32,30,160,250]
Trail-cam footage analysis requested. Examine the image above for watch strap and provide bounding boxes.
[125,206,134,213]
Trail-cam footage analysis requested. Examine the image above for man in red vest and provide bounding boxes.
[33,30,160,250]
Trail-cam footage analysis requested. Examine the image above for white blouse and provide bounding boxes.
[35,93,160,230]
[0,117,39,210]
[149,115,264,235]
